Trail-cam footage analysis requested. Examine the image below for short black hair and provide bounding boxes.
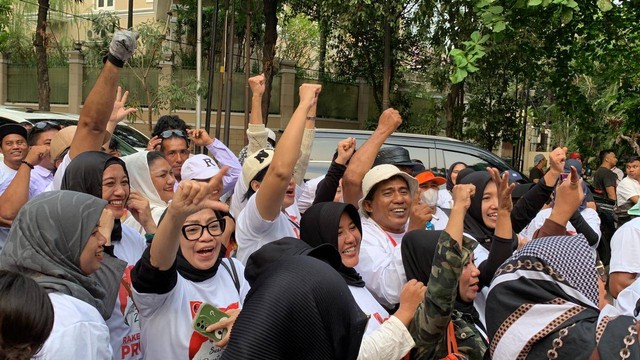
[627,156,640,164]
[599,149,614,164]
[151,115,189,138]
[108,137,118,151]
[0,270,54,359]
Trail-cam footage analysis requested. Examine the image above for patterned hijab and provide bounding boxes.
[301,202,365,287]
[0,191,126,319]
[487,234,640,359]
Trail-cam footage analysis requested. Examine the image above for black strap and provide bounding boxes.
[220,258,240,294]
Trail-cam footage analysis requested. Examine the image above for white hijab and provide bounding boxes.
[121,151,168,233]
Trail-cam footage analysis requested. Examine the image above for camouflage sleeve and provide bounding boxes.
[409,231,475,359]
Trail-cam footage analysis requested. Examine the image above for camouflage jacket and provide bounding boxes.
[409,231,488,360]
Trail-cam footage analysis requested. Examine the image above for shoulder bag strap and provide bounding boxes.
[220,258,241,294]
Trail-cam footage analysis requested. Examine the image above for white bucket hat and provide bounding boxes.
[358,164,418,218]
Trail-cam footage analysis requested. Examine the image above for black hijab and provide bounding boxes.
[61,151,128,243]
[157,207,227,282]
[244,237,341,286]
[458,171,495,245]
[222,256,368,360]
[301,202,365,287]
[446,162,467,191]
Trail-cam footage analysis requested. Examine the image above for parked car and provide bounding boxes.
[307,129,528,181]
[0,106,149,162]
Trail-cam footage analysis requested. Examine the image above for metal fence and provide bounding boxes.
[7,65,69,104]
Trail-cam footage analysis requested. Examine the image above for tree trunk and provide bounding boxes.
[445,81,464,139]
[382,21,391,110]
[34,0,50,111]
[318,18,328,80]
[261,0,278,126]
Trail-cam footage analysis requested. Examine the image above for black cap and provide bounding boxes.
[0,124,28,143]
[373,146,424,173]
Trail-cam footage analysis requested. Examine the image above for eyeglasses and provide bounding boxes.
[181,219,225,240]
[159,129,188,140]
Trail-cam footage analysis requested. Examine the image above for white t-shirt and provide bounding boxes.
[0,161,16,186]
[349,285,389,336]
[34,292,112,360]
[610,218,640,275]
[355,216,407,307]
[470,236,489,327]
[519,207,602,248]
[430,207,449,230]
[235,193,301,265]
[133,259,249,360]
[52,153,72,190]
[297,175,325,214]
[437,188,453,209]
[108,225,148,360]
[613,276,640,319]
[617,177,640,206]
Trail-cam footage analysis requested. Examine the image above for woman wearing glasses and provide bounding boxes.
[131,171,250,360]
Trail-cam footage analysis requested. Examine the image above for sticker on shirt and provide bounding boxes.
[372,312,390,325]
[118,265,142,359]
[188,301,239,360]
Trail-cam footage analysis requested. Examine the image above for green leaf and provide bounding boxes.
[479,34,490,44]
[454,56,468,67]
[467,64,480,73]
[450,48,465,57]
[450,67,469,84]
[561,8,573,24]
[471,31,481,42]
[493,21,506,32]
[565,0,578,9]
[542,0,551,6]
[597,0,613,11]
[476,0,491,8]
[528,0,542,6]
[487,5,504,14]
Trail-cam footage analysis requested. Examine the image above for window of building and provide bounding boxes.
[96,0,114,10]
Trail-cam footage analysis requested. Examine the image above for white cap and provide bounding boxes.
[181,154,220,180]
[242,148,275,185]
[266,128,276,143]
[358,164,418,218]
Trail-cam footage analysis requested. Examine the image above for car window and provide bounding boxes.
[113,126,149,149]
[442,150,500,172]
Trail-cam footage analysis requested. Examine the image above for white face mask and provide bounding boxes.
[421,187,439,207]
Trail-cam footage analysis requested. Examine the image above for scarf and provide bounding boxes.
[446,162,467,191]
[121,151,169,213]
[486,234,640,359]
[61,151,128,243]
[0,191,126,319]
[300,202,365,287]
[222,256,368,360]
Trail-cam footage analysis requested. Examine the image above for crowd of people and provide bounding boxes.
[1,30,640,360]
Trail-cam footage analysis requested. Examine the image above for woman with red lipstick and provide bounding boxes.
[131,171,250,360]
[61,151,148,360]
[403,184,489,360]
[0,191,126,359]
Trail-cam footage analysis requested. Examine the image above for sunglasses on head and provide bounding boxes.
[159,129,188,140]
[32,121,61,130]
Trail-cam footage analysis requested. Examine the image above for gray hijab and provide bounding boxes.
[0,191,126,319]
